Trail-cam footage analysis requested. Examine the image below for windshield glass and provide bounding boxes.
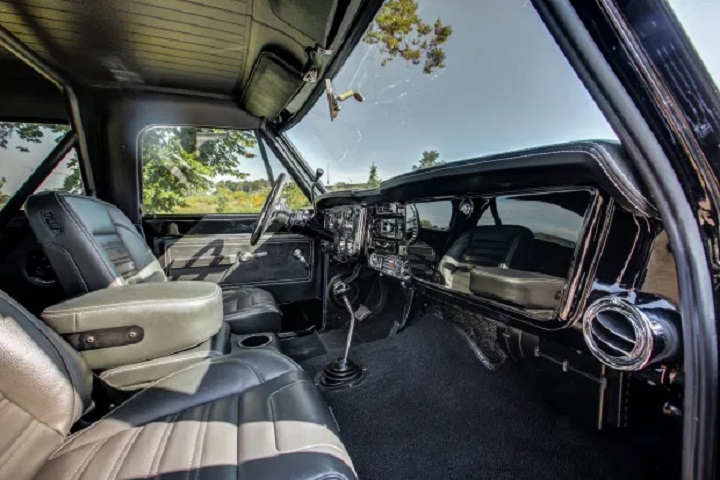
[286,0,617,191]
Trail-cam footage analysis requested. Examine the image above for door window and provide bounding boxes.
[140,127,309,215]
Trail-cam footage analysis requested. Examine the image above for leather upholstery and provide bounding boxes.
[0,290,93,480]
[469,266,565,310]
[42,282,223,370]
[34,351,356,480]
[441,225,534,290]
[0,289,356,480]
[26,192,282,335]
[26,192,166,296]
[223,287,282,334]
[99,324,231,391]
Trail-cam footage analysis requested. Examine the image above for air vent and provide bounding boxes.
[583,296,680,371]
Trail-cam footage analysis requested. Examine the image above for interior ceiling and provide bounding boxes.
[0,0,356,119]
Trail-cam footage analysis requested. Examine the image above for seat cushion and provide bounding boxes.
[34,349,356,480]
[222,287,282,335]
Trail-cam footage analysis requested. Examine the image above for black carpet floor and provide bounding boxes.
[301,316,678,480]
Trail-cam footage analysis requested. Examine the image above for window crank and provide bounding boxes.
[238,251,268,263]
[293,249,309,269]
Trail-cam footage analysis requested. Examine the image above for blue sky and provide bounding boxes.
[287,0,720,186]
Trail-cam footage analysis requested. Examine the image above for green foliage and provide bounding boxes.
[61,154,84,194]
[141,127,258,214]
[363,0,453,74]
[0,177,9,208]
[368,162,381,187]
[216,178,270,192]
[412,149,444,170]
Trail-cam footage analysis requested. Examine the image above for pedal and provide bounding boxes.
[354,305,372,322]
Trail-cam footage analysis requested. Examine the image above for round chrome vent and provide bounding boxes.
[583,296,680,371]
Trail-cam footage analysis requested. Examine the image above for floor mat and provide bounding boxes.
[301,316,679,480]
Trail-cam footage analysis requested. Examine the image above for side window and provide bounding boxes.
[0,122,81,209]
[141,127,309,215]
[414,201,452,230]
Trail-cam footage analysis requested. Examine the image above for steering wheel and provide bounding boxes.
[251,173,288,246]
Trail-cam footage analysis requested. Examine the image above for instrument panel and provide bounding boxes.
[323,202,418,280]
[324,205,366,257]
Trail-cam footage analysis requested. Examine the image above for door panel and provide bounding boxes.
[145,215,320,304]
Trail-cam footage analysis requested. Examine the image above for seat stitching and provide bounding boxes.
[186,405,207,480]
[55,193,121,281]
[44,286,221,316]
[0,420,38,476]
[107,427,142,480]
[0,292,84,434]
[151,413,177,479]
[268,379,306,453]
[0,393,64,437]
[192,403,211,480]
[100,351,217,380]
[68,437,110,480]
[60,358,258,445]
[43,244,89,292]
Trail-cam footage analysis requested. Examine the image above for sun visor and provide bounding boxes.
[240,52,304,121]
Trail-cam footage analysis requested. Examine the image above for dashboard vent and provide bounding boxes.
[583,296,679,371]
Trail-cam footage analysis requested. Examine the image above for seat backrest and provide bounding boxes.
[0,289,93,480]
[26,191,166,297]
[440,225,534,287]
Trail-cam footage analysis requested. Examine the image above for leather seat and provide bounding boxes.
[223,287,283,334]
[0,289,356,480]
[26,191,281,335]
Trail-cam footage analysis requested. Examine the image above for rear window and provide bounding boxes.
[0,122,80,209]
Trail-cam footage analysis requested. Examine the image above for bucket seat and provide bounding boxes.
[26,191,281,335]
[0,289,356,480]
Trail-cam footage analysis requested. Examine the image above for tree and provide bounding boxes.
[368,162,381,187]
[412,149,444,170]
[141,127,257,213]
[61,155,84,194]
[0,177,9,208]
[363,0,453,74]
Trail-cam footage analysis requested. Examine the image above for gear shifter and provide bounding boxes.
[317,280,365,389]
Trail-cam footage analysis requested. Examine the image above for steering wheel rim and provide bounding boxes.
[251,173,288,246]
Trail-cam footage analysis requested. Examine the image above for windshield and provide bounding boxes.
[286,0,617,192]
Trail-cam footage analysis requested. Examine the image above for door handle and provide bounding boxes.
[238,251,268,263]
[293,249,310,269]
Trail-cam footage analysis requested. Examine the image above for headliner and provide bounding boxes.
[0,0,370,122]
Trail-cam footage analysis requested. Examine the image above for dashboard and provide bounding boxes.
[315,141,682,380]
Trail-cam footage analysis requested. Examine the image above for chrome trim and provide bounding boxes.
[583,296,674,371]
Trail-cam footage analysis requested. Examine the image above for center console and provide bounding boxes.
[366,203,414,280]
[322,202,416,280]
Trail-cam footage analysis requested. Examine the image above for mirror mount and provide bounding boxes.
[325,79,364,121]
